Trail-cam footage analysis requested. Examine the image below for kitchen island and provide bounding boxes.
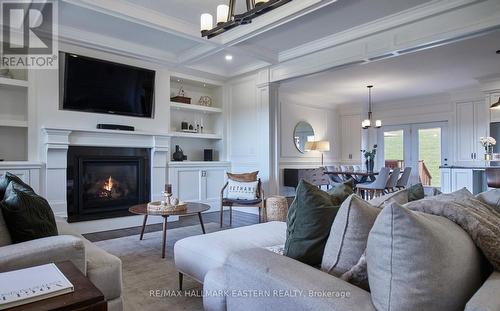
[440,165,490,194]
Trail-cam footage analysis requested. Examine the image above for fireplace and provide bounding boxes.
[67,146,150,222]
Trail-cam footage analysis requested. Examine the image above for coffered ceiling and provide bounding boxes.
[59,0,435,79]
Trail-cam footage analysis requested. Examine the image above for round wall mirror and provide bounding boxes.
[293,121,315,153]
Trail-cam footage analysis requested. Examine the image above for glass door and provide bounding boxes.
[378,122,448,187]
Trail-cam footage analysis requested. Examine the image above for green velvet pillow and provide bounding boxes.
[408,183,425,202]
[327,179,354,202]
[0,172,34,199]
[0,182,58,243]
[284,180,342,266]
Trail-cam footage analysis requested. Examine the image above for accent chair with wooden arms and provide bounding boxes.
[220,172,265,227]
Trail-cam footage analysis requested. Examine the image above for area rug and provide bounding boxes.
[94,223,222,311]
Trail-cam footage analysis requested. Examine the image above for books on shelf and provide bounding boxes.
[0,263,74,310]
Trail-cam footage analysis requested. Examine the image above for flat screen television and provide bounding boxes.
[60,53,155,118]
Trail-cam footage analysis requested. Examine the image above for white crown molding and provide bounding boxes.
[217,0,339,46]
[279,0,482,62]
[58,25,178,65]
[269,0,500,82]
[62,0,204,43]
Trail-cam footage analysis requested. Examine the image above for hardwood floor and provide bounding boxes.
[83,210,259,242]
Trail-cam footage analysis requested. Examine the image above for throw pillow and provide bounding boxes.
[0,182,58,243]
[0,172,34,199]
[367,202,483,311]
[327,179,354,202]
[321,194,380,283]
[284,180,341,266]
[227,171,258,182]
[226,180,259,200]
[476,189,500,211]
[368,188,409,208]
[407,182,425,201]
[0,210,12,247]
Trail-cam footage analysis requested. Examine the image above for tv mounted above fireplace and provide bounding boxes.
[60,52,155,118]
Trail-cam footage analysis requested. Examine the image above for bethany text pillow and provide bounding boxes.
[226,180,259,200]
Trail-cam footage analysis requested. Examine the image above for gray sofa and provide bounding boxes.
[175,188,500,311]
[0,214,123,311]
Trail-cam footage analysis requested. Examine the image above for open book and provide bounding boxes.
[0,263,74,310]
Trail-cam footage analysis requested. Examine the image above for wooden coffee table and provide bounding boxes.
[129,202,210,258]
[6,261,106,311]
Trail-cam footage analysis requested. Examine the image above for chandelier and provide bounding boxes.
[361,85,382,129]
[200,0,292,39]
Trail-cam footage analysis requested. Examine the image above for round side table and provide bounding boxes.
[265,196,288,222]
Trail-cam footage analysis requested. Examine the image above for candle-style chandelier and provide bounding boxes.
[200,0,292,39]
[362,85,382,129]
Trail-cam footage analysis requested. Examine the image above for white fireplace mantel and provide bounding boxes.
[41,127,170,226]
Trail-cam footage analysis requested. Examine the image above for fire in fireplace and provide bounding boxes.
[67,146,150,222]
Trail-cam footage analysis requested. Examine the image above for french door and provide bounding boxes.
[377,122,448,187]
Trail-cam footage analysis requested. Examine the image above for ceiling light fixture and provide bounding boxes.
[200,0,292,39]
[225,54,233,61]
[362,85,382,129]
[490,97,500,110]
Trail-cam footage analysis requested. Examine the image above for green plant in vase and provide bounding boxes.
[361,144,378,172]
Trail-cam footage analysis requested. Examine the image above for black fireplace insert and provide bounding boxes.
[67,146,150,222]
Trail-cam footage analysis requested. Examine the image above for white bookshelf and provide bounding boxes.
[169,75,225,162]
[0,69,29,161]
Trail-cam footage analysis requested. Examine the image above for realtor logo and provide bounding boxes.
[1,0,58,69]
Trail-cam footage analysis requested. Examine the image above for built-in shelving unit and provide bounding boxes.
[170,101,223,114]
[0,69,29,161]
[169,75,225,161]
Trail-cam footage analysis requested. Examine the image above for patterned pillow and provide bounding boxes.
[226,180,258,200]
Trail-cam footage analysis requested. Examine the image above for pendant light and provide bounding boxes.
[362,85,382,129]
[200,0,292,39]
[490,97,500,110]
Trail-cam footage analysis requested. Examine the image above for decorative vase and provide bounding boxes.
[366,159,374,172]
[172,145,184,162]
[485,153,493,161]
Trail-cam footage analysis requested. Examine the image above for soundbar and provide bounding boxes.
[97,124,135,131]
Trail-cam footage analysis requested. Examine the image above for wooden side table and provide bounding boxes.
[6,261,107,311]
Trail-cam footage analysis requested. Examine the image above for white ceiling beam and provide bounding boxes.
[61,0,207,44]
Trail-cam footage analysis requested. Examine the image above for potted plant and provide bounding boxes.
[361,144,378,172]
[480,137,496,161]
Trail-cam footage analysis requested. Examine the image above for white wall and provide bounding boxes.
[30,43,171,161]
[278,91,340,195]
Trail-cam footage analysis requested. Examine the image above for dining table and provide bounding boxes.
[324,170,379,184]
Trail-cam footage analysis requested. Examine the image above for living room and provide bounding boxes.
[0,1,499,311]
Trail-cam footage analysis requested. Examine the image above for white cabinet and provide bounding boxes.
[440,167,486,194]
[168,161,230,211]
[0,162,42,193]
[455,101,488,164]
[341,114,361,163]
[440,168,452,193]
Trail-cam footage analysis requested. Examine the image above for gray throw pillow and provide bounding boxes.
[367,202,483,311]
[321,194,379,282]
[476,189,500,211]
[368,188,408,208]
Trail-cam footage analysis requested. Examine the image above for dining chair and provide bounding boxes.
[396,167,412,190]
[326,166,343,183]
[385,168,401,193]
[356,167,391,199]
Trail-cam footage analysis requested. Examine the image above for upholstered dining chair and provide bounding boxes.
[326,165,343,183]
[220,173,265,227]
[356,167,391,199]
[385,168,401,193]
[485,168,500,188]
[396,167,412,190]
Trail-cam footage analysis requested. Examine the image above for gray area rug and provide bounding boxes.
[95,222,222,311]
